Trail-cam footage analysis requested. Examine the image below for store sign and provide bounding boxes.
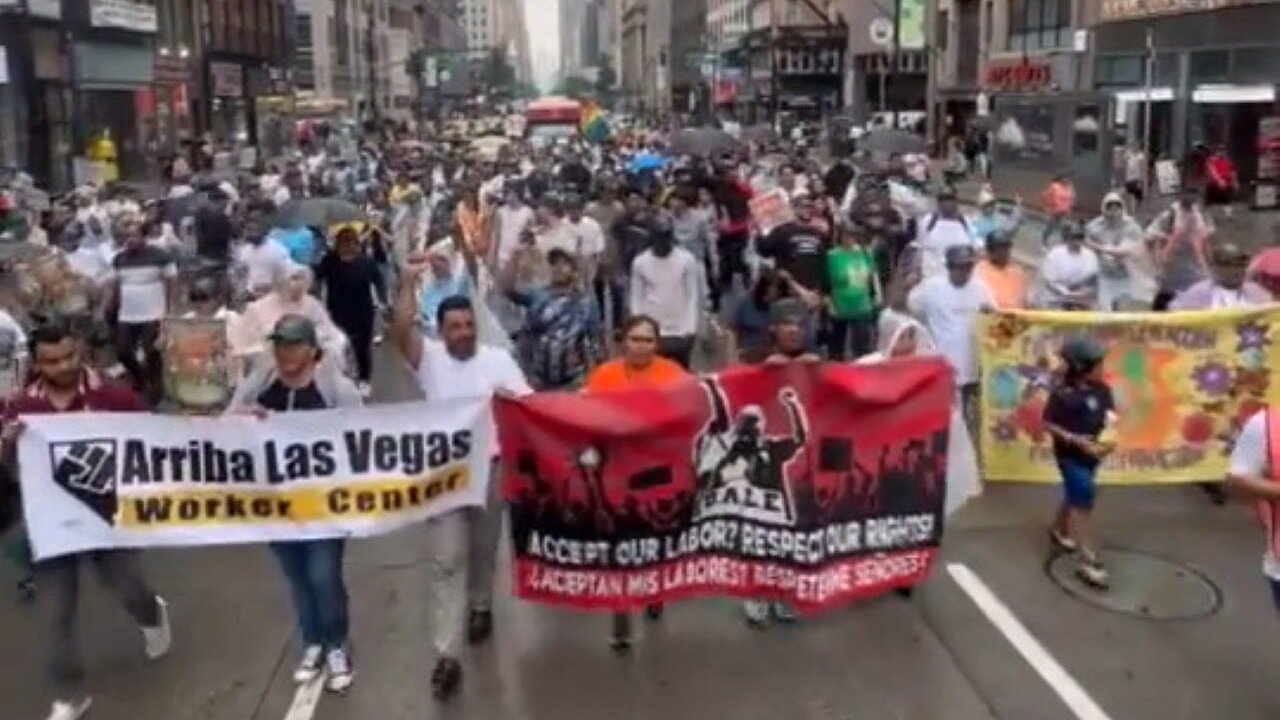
[209,61,244,98]
[1101,0,1276,22]
[91,0,158,32]
[983,59,1053,92]
[154,55,191,85]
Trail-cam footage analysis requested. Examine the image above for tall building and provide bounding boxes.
[494,0,533,84]
[461,0,496,60]
[706,0,748,52]
[560,0,590,78]
[598,0,620,87]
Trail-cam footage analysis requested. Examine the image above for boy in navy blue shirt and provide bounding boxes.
[1043,336,1116,588]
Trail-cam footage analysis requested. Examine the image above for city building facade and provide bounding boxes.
[1094,0,1280,192]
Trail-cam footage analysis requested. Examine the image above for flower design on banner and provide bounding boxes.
[988,366,1022,410]
[1239,347,1267,371]
[986,315,1030,350]
[1181,412,1216,447]
[991,417,1018,444]
[1237,321,1270,353]
[1192,361,1233,397]
[1234,368,1270,398]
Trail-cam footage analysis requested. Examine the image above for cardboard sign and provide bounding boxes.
[748,188,794,234]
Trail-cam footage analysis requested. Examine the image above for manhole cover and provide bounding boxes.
[1046,548,1221,620]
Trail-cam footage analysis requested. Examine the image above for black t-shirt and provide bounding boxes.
[194,204,234,262]
[759,222,829,293]
[257,379,328,412]
[1043,380,1114,467]
[611,211,652,272]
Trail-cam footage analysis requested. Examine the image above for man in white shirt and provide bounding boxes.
[908,245,993,428]
[564,194,605,285]
[104,212,178,404]
[494,186,534,271]
[393,253,531,702]
[1041,222,1101,309]
[629,215,703,368]
[234,200,291,299]
[917,189,978,278]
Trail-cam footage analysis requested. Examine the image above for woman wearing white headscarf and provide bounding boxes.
[858,312,981,516]
[235,262,349,368]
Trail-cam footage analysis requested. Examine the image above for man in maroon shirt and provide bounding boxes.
[2,320,172,720]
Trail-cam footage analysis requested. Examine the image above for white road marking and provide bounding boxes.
[945,562,1115,720]
[282,675,326,720]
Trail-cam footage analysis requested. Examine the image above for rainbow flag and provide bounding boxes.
[580,102,610,144]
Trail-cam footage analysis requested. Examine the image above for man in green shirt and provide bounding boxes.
[824,223,881,359]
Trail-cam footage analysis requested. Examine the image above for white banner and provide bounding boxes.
[18,400,493,559]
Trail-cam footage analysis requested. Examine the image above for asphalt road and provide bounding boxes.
[3,344,1279,720]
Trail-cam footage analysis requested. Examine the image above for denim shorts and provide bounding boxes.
[1057,457,1098,510]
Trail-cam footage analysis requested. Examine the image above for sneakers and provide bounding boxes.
[431,657,462,700]
[324,648,355,693]
[356,381,372,399]
[743,600,770,628]
[1049,528,1079,553]
[771,603,797,623]
[292,645,324,683]
[141,596,172,660]
[1077,558,1110,590]
[45,698,92,720]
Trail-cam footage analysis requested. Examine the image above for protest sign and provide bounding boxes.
[748,188,794,234]
[18,399,492,559]
[978,308,1280,484]
[496,360,952,613]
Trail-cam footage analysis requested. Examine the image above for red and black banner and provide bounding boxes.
[496,359,953,613]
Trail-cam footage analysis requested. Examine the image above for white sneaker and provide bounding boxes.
[324,647,355,693]
[357,381,372,399]
[141,596,172,660]
[742,600,770,627]
[45,697,92,720]
[292,645,324,683]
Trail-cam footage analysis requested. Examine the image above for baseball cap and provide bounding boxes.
[769,297,808,325]
[1060,336,1107,365]
[268,314,319,346]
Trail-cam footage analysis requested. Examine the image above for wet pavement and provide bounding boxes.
[4,348,1280,720]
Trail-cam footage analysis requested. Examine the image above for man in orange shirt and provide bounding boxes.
[974,231,1028,309]
[1040,172,1074,247]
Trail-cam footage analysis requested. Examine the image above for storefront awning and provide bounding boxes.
[1192,84,1276,103]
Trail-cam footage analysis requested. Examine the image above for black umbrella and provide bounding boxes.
[271,197,364,228]
[859,128,927,155]
[669,127,741,157]
[739,124,777,144]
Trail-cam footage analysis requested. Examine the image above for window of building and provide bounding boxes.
[1189,49,1229,84]
[1007,0,1071,52]
[936,9,948,51]
[1094,55,1143,87]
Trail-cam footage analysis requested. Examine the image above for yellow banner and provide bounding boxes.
[978,308,1280,484]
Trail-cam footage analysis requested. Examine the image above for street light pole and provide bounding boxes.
[1143,27,1154,194]
[889,0,900,128]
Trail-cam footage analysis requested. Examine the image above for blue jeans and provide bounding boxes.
[270,539,350,649]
